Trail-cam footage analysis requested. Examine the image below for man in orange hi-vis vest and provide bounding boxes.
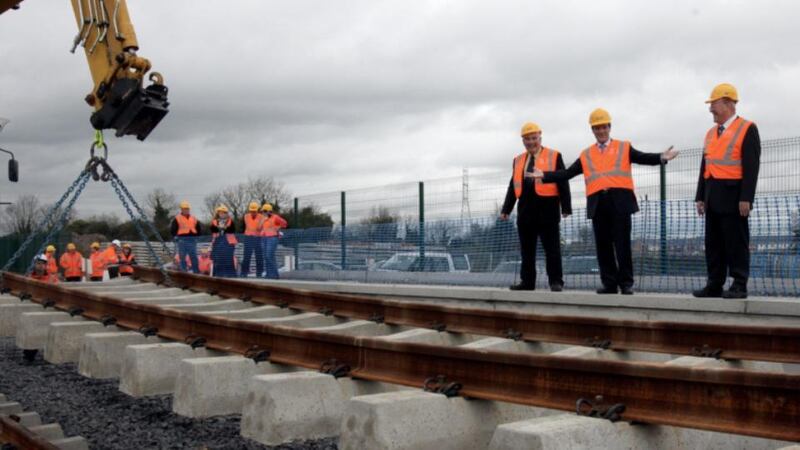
[693,83,760,299]
[59,243,84,282]
[170,201,202,273]
[533,108,678,295]
[239,201,265,277]
[261,203,287,279]
[500,122,571,292]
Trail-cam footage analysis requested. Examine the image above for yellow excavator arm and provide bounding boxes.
[1,0,169,140]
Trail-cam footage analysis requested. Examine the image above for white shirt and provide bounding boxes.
[719,115,736,132]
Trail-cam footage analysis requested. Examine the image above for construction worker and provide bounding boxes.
[240,201,265,277]
[261,203,287,279]
[210,205,238,278]
[119,243,137,276]
[533,108,678,295]
[198,247,212,275]
[59,243,84,282]
[88,242,106,281]
[170,200,201,274]
[693,83,761,299]
[45,245,58,276]
[500,122,572,291]
[31,254,58,283]
[103,240,122,279]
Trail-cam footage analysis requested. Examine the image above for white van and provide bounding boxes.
[375,252,470,273]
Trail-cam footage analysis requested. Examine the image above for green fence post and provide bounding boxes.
[419,181,425,267]
[341,191,347,270]
[660,163,667,275]
[293,197,299,268]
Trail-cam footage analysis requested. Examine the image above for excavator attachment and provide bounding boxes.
[1,0,168,141]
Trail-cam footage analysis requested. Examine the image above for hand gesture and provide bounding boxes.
[696,201,705,216]
[499,213,509,221]
[661,145,679,161]
[531,167,544,179]
[739,201,751,217]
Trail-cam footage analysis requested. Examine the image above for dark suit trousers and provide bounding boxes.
[705,211,749,289]
[591,194,633,289]
[517,217,563,287]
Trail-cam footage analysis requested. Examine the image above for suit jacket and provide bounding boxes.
[501,151,572,222]
[543,143,664,219]
[694,121,760,214]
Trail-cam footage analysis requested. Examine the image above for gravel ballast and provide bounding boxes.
[0,337,338,450]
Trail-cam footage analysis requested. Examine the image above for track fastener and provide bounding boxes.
[423,375,462,397]
[691,344,723,359]
[138,324,158,337]
[244,345,271,364]
[320,358,351,378]
[576,395,626,422]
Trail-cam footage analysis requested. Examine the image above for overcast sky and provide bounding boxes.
[1,0,799,219]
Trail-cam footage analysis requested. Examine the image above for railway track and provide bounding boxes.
[1,269,799,449]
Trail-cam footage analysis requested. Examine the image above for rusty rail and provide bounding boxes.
[132,267,800,363]
[0,416,59,450]
[3,271,800,441]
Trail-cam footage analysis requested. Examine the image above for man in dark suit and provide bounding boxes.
[693,83,760,299]
[533,109,678,295]
[500,122,572,291]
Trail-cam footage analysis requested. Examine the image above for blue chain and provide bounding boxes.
[2,170,91,274]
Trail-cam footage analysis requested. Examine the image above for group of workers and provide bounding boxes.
[170,201,287,278]
[502,83,760,299]
[30,240,137,283]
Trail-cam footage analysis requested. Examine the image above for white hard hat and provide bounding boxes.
[36,254,48,263]
[112,239,121,246]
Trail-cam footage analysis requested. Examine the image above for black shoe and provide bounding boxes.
[620,287,634,295]
[722,286,747,299]
[550,284,563,292]
[692,286,723,298]
[596,286,617,294]
[510,283,535,291]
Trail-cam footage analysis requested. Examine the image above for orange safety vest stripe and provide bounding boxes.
[175,214,198,235]
[59,253,84,277]
[244,213,264,236]
[31,272,58,284]
[579,140,635,196]
[703,117,751,180]
[262,215,286,237]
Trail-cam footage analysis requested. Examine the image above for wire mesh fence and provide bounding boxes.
[1,137,798,295]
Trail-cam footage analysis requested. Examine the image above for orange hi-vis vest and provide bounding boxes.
[59,252,84,278]
[513,148,560,198]
[262,214,287,237]
[703,116,752,180]
[120,253,135,274]
[211,219,238,245]
[89,251,106,277]
[244,213,264,236]
[102,246,119,266]
[198,255,212,274]
[31,271,58,284]
[579,139,635,196]
[46,255,58,275]
[175,214,198,235]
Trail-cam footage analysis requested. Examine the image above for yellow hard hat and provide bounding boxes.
[122,243,131,249]
[520,122,541,137]
[66,243,76,251]
[90,242,100,249]
[261,203,273,212]
[179,201,191,209]
[46,245,56,253]
[248,201,260,212]
[215,205,229,213]
[589,108,612,127]
[705,83,738,103]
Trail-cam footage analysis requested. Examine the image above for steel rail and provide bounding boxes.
[3,272,800,441]
[0,416,59,450]
[132,267,800,363]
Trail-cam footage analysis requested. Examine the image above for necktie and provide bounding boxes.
[717,125,725,137]
[598,142,606,151]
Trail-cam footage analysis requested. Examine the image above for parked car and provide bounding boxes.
[564,255,599,274]
[492,260,545,274]
[375,252,471,273]
[279,261,341,273]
